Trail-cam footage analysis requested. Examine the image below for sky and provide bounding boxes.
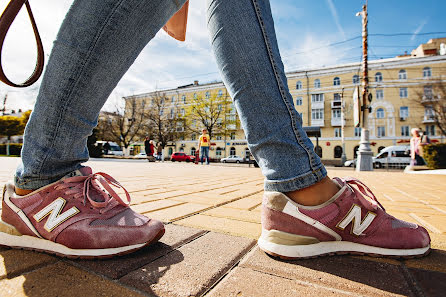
[1,0,445,112]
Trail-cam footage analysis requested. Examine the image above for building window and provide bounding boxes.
[425,125,435,136]
[216,147,222,156]
[424,106,434,121]
[218,90,223,97]
[311,108,324,120]
[182,95,186,104]
[230,147,236,156]
[334,128,342,138]
[315,146,322,158]
[354,127,361,137]
[399,106,409,119]
[376,108,385,119]
[332,109,341,119]
[399,87,408,98]
[191,134,196,141]
[296,81,302,90]
[170,108,175,118]
[334,146,343,158]
[401,126,410,136]
[193,93,198,99]
[333,77,341,86]
[423,67,432,78]
[171,96,176,103]
[296,96,303,106]
[333,93,341,101]
[377,126,386,137]
[398,69,407,80]
[216,135,222,140]
[180,108,185,116]
[353,75,360,84]
[230,132,236,140]
[311,93,324,102]
[424,85,433,99]
[314,79,321,88]
[376,89,384,100]
[375,72,383,83]
[190,147,196,156]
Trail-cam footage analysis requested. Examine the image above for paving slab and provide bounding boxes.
[0,261,144,297]
[120,232,256,297]
[208,267,358,297]
[0,249,57,280]
[72,224,206,279]
[147,203,212,222]
[131,199,185,214]
[176,214,261,239]
[239,247,414,296]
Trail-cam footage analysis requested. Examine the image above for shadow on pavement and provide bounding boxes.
[269,249,446,296]
[0,242,184,297]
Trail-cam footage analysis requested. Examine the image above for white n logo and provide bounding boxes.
[33,198,80,232]
[336,204,376,236]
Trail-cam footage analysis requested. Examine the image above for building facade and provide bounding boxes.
[125,39,446,162]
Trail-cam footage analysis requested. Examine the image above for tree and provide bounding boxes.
[144,91,181,149]
[0,115,25,155]
[97,98,148,154]
[183,91,235,139]
[415,80,446,136]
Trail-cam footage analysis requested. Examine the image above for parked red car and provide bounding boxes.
[171,152,195,162]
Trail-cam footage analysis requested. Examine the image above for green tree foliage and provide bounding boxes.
[183,91,235,139]
[0,116,25,139]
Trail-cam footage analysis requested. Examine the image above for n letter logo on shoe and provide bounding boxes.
[33,198,80,232]
[336,204,376,236]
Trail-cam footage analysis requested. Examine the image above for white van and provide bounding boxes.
[373,145,410,168]
[96,141,124,156]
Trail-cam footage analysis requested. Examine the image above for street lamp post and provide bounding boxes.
[340,88,346,166]
[356,3,374,171]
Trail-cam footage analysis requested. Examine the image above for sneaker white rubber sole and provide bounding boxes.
[258,229,430,259]
[0,226,165,259]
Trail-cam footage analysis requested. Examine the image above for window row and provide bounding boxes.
[295,67,433,89]
[170,89,225,104]
[375,106,409,119]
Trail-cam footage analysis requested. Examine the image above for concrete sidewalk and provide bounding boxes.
[0,157,445,296]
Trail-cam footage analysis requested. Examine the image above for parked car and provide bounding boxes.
[96,141,124,156]
[344,159,357,167]
[171,152,195,162]
[220,155,244,163]
[373,145,410,168]
[134,152,147,159]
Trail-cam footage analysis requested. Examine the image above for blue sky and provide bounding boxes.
[1,0,445,111]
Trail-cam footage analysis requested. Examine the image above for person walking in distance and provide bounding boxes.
[198,129,210,165]
[0,0,430,259]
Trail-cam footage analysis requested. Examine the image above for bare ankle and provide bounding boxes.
[285,177,340,206]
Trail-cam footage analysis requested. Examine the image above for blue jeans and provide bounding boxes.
[16,0,326,192]
[200,147,210,165]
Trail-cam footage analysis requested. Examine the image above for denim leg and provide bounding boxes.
[207,0,327,192]
[15,0,187,189]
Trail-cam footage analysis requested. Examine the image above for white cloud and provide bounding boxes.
[411,19,428,41]
[326,0,346,40]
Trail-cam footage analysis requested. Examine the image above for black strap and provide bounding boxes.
[0,0,44,87]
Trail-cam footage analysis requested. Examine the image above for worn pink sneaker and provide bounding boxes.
[258,177,430,259]
[0,167,164,259]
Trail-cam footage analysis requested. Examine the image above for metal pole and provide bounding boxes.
[340,88,346,165]
[356,3,374,171]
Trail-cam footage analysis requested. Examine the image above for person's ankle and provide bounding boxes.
[14,187,35,196]
[285,177,340,206]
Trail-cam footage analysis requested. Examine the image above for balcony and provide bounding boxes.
[226,124,237,130]
[331,100,342,108]
[421,95,440,104]
[331,117,345,126]
[423,115,435,123]
[311,101,324,109]
[311,119,325,127]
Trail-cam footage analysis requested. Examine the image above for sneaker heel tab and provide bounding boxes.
[264,192,288,211]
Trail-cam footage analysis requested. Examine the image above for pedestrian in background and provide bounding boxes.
[410,128,426,166]
[198,128,210,165]
[144,136,151,157]
[156,142,163,161]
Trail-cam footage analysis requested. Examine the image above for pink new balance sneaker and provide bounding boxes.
[0,167,164,259]
[258,177,430,259]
